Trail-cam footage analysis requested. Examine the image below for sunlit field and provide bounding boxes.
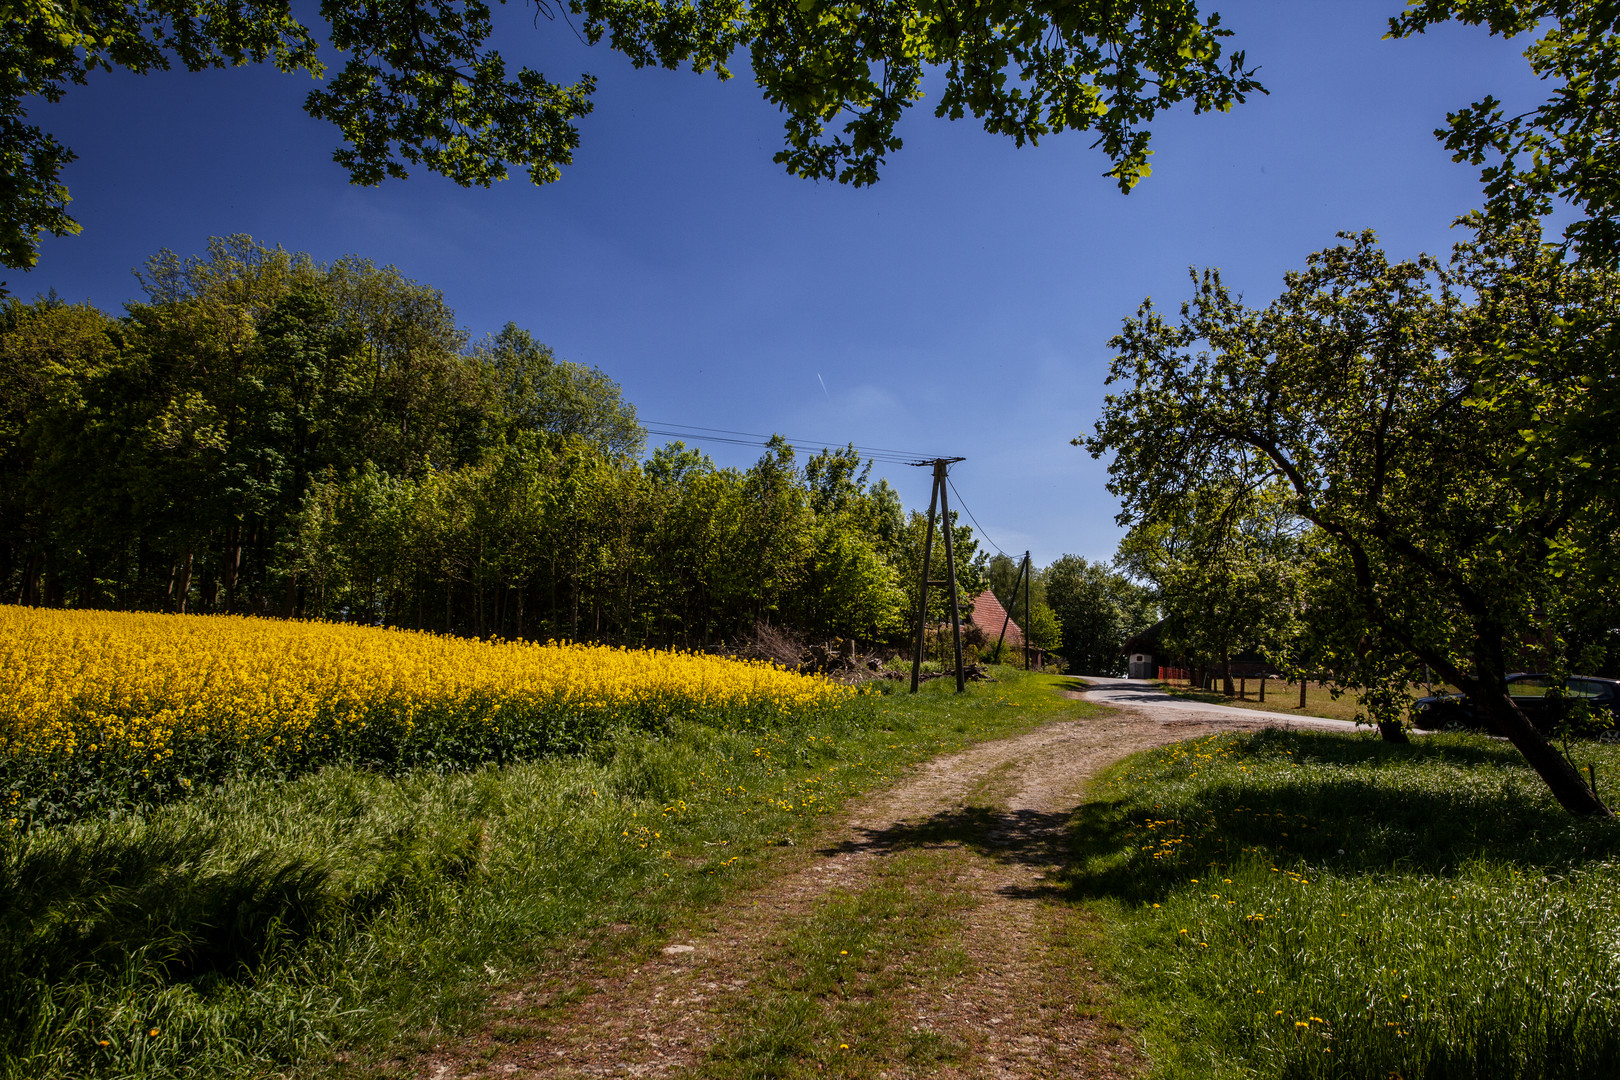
[1,606,852,826]
[0,623,1069,1080]
[1070,729,1620,1079]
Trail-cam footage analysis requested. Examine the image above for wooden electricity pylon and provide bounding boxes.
[993,550,1032,669]
[910,457,967,693]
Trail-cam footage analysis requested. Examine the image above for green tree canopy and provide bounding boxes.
[1043,553,1157,676]
[1114,480,1304,692]
[2,0,1262,269]
[472,322,644,457]
[1086,220,1620,814]
[1388,1,1620,267]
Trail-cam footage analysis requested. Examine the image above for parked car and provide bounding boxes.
[1413,673,1620,734]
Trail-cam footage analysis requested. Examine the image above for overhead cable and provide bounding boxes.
[946,476,1012,559]
[641,419,937,465]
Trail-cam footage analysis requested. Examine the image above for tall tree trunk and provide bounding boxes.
[20,553,42,606]
[224,521,243,611]
[175,550,195,613]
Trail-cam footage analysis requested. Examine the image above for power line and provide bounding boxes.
[643,423,925,463]
[946,476,1012,559]
[641,420,938,465]
[645,421,923,459]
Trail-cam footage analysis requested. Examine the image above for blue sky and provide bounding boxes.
[24,1,1545,567]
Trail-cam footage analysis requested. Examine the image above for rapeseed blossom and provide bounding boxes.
[2,607,851,824]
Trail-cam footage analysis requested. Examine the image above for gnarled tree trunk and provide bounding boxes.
[1473,686,1609,816]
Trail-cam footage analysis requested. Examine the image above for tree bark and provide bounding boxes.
[1475,688,1610,816]
[20,553,42,606]
[176,550,194,613]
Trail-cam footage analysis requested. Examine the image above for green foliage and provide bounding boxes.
[1,0,1263,269]
[471,322,643,457]
[0,242,987,649]
[1071,728,1620,1077]
[1114,480,1305,686]
[1023,598,1062,652]
[0,669,1065,1079]
[1389,1,1620,268]
[1043,553,1157,675]
[1087,220,1620,808]
[986,551,1040,611]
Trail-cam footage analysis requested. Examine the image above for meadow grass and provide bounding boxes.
[0,666,1073,1080]
[1067,727,1620,1079]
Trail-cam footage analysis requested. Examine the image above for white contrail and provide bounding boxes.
[817,373,831,402]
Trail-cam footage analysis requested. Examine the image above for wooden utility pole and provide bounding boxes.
[994,551,1029,663]
[1023,549,1032,672]
[910,457,967,693]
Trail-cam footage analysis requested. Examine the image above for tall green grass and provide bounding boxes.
[0,669,1074,1079]
[1069,728,1620,1079]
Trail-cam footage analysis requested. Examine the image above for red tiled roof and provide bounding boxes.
[966,590,1025,647]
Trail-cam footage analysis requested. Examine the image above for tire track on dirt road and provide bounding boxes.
[419,692,1293,1079]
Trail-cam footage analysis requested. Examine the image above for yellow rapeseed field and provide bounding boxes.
[1,606,851,824]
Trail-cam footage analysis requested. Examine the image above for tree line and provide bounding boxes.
[1,236,1007,649]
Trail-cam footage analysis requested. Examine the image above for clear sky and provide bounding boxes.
[21,1,1545,568]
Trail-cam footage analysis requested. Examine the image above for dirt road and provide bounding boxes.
[420,690,1301,1079]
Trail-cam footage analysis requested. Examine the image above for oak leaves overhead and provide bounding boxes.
[2,0,1260,269]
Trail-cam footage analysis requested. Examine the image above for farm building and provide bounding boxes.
[964,591,1050,669]
[1121,619,1166,679]
[1119,619,1276,684]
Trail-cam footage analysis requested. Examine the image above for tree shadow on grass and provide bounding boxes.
[0,810,483,1055]
[0,825,339,994]
[813,728,1620,910]
[815,802,1082,907]
[1056,728,1620,906]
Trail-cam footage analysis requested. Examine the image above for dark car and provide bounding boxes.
[1414,673,1620,734]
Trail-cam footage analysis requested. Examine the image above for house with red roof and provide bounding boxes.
[964,590,1047,668]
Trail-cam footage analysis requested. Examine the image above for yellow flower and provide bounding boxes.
[2,609,850,796]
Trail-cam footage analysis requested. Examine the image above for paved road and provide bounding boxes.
[1072,676,1364,733]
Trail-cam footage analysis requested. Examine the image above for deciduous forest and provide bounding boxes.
[1,236,1016,650]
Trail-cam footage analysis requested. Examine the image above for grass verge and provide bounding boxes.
[1066,727,1620,1079]
[0,666,1086,1080]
